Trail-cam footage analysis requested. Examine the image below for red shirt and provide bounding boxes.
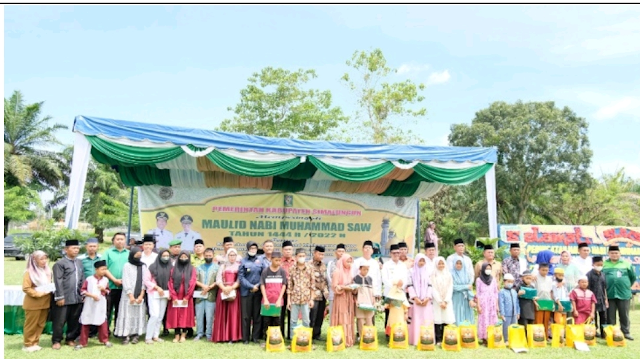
[280,257,296,278]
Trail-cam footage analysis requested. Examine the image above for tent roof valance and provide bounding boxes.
[73,115,497,197]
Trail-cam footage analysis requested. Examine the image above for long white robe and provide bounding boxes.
[80,275,109,325]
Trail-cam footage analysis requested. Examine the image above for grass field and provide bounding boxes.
[4,257,640,358]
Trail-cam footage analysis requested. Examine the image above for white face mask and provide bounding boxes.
[484,269,492,276]
[297,257,306,264]
[248,250,257,256]
[594,265,603,272]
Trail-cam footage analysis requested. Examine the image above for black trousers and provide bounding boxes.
[309,299,326,340]
[106,289,122,331]
[595,310,608,337]
[434,324,445,344]
[519,318,534,337]
[607,298,630,335]
[242,292,263,342]
[280,296,292,340]
[51,303,83,344]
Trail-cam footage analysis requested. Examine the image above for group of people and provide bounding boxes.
[21,232,636,352]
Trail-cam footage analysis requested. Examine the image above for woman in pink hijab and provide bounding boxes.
[408,254,434,346]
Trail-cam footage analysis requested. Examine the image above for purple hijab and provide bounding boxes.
[411,254,430,298]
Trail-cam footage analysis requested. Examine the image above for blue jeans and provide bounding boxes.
[503,315,518,343]
[289,303,310,338]
[196,300,216,340]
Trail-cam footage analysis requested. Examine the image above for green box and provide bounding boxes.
[520,287,537,300]
[260,304,281,317]
[555,300,573,313]
[537,299,555,311]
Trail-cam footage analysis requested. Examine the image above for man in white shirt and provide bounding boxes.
[573,242,593,276]
[446,238,473,281]
[326,243,345,315]
[381,244,408,328]
[140,235,158,267]
[174,215,201,253]
[423,242,437,278]
[147,212,173,249]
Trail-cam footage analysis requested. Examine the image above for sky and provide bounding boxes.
[5,5,640,192]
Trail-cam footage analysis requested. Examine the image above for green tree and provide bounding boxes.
[4,90,67,236]
[534,169,640,226]
[342,48,426,144]
[449,101,593,224]
[219,67,348,140]
[3,183,42,234]
[81,161,138,241]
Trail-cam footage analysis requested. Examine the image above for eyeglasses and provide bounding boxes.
[391,251,400,255]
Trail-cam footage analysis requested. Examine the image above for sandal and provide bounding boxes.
[173,336,180,343]
[122,337,130,345]
[179,335,186,343]
[104,342,113,348]
[131,336,139,344]
[52,343,61,350]
[153,337,164,343]
[145,339,154,345]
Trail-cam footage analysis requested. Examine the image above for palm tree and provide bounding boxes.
[4,90,67,235]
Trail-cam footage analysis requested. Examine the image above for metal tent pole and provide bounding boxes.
[126,186,134,240]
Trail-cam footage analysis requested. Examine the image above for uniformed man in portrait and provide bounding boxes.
[174,215,201,253]
[147,211,174,249]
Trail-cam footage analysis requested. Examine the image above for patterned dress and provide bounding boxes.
[476,277,498,340]
[114,263,149,337]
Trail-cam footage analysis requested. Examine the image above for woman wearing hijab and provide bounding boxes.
[115,247,149,344]
[533,250,556,276]
[408,254,434,346]
[452,257,475,325]
[22,251,53,352]
[212,248,242,343]
[476,262,499,344]
[330,253,357,347]
[145,249,172,344]
[430,256,454,345]
[167,251,197,343]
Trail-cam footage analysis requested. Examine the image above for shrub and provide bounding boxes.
[14,222,88,260]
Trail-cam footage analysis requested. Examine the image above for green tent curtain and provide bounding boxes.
[412,163,493,185]
[206,150,301,177]
[308,156,396,182]
[87,136,184,165]
[117,166,171,187]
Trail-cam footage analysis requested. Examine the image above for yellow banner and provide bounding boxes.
[139,186,417,256]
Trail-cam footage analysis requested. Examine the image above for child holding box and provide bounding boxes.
[551,267,569,325]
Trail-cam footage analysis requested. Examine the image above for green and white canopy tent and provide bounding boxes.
[64,116,499,238]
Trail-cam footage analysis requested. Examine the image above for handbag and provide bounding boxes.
[221,289,237,301]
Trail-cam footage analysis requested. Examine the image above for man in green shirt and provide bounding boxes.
[104,232,129,334]
[79,238,102,279]
[603,245,635,341]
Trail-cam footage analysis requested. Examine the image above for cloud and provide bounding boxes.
[426,70,451,85]
[548,15,640,61]
[397,63,430,75]
[592,160,640,180]
[594,96,640,120]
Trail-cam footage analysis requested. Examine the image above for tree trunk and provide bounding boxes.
[4,217,10,238]
[95,227,104,243]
